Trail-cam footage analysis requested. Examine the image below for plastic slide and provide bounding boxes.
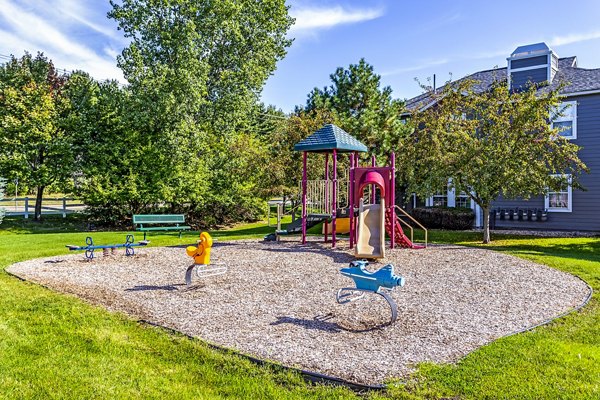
[355,198,386,258]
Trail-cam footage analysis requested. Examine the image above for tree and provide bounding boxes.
[261,108,340,220]
[403,78,588,243]
[108,0,293,134]
[306,58,409,159]
[106,0,294,225]
[0,53,73,220]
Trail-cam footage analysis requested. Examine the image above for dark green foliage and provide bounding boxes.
[403,78,588,243]
[305,58,410,160]
[0,53,73,220]
[411,207,475,230]
[75,0,295,227]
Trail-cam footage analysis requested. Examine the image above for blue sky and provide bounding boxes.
[1,1,600,112]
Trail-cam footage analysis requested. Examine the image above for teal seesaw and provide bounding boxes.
[66,235,149,260]
[336,260,405,324]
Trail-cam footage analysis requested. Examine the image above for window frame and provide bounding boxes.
[431,192,448,207]
[544,174,572,213]
[455,192,471,208]
[551,100,577,140]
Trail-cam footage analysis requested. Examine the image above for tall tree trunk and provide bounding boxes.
[482,205,491,244]
[34,185,45,221]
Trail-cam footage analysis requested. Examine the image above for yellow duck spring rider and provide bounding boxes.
[185,232,227,286]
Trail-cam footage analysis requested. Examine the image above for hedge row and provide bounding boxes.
[410,206,475,230]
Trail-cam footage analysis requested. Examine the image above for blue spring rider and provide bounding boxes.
[66,235,149,260]
[336,260,405,324]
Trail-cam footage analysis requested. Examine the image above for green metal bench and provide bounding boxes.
[132,214,191,240]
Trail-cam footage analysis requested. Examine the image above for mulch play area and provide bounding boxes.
[7,238,591,385]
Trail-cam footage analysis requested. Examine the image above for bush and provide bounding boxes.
[410,206,475,230]
[187,195,267,229]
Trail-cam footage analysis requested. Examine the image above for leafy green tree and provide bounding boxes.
[0,52,73,220]
[108,0,292,133]
[60,71,209,225]
[106,0,293,225]
[403,78,588,243]
[306,58,409,159]
[262,108,340,219]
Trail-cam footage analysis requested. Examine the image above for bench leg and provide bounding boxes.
[179,231,182,239]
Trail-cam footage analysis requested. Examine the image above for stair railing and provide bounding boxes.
[394,205,428,248]
[276,202,303,231]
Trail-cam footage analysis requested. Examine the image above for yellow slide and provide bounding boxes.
[355,198,385,259]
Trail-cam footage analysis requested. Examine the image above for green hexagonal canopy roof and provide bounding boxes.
[293,124,368,153]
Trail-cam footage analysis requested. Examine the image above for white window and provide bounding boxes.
[426,188,448,207]
[545,174,572,212]
[456,193,471,208]
[432,193,448,207]
[551,101,577,140]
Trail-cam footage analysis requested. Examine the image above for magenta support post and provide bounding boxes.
[371,155,377,204]
[391,152,396,249]
[301,151,307,244]
[324,153,329,243]
[332,149,337,248]
[349,152,355,249]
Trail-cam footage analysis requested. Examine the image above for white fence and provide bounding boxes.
[0,197,85,218]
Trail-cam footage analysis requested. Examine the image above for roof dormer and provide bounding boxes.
[508,42,558,91]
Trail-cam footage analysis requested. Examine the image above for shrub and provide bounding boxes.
[410,206,475,230]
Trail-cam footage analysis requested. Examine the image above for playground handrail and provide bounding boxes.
[394,205,428,248]
[273,201,303,230]
[395,214,414,244]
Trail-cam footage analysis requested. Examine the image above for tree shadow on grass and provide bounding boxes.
[486,240,600,264]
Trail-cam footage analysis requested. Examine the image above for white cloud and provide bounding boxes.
[290,5,383,34]
[549,31,600,47]
[0,0,124,82]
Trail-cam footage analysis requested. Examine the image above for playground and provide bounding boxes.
[8,238,590,385]
[4,124,593,387]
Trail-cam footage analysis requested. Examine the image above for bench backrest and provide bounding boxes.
[133,214,186,224]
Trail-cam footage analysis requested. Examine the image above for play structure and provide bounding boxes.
[277,124,426,258]
[66,235,149,260]
[336,260,405,324]
[185,232,227,286]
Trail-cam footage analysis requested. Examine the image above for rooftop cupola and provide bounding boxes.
[507,42,558,91]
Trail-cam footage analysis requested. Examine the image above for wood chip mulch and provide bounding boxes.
[7,238,591,385]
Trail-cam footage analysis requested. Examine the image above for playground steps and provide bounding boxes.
[384,210,425,249]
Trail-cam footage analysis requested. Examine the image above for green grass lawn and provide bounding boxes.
[0,216,598,399]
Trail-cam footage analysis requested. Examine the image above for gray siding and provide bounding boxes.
[511,68,548,89]
[510,55,548,69]
[491,93,600,231]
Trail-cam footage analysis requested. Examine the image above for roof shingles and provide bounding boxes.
[293,124,368,153]
[405,56,600,111]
